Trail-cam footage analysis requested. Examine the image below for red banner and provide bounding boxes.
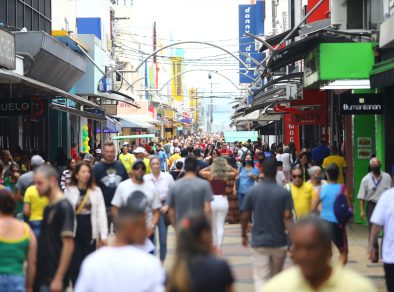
[290,110,328,126]
[283,114,300,150]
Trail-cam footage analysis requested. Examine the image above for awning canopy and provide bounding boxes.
[370,57,394,88]
[112,134,155,140]
[236,110,260,122]
[50,103,105,122]
[259,29,300,52]
[14,31,87,91]
[114,115,155,129]
[0,68,101,109]
[85,91,140,108]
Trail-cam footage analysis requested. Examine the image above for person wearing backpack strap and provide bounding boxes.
[312,163,350,265]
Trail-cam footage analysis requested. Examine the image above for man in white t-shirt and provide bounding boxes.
[75,206,165,292]
[112,160,161,238]
[370,188,394,292]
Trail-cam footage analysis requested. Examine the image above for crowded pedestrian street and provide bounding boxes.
[2,0,394,292]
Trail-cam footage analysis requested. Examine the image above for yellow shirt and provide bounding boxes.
[118,153,135,173]
[264,265,376,292]
[169,153,181,169]
[323,155,347,184]
[289,182,316,218]
[23,185,49,221]
[143,158,151,174]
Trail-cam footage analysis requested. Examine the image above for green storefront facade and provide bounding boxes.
[304,42,384,223]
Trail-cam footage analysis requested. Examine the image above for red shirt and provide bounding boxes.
[219,149,231,156]
[71,148,78,161]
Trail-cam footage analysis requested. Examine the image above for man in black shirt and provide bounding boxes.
[93,141,129,230]
[241,159,293,292]
[34,165,75,291]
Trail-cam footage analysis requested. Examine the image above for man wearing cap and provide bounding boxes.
[134,147,151,174]
[119,145,135,174]
[168,148,181,171]
[16,155,45,198]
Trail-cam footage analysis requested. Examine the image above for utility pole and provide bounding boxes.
[208,73,213,133]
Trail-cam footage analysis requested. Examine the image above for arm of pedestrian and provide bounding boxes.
[283,210,294,238]
[199,167,211,179]
[311,191,321,212]
[240,211,251,247]
[368,224,382,262]
[23,203,31,219]
[169,207,176,228]
[226,286,234,292]
[26,226,37,292]
[111,206,119,219]
[152,208,160,226]
[204,201,212,220]
[52,236,74,292]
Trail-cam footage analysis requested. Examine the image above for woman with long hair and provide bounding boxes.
[64,162,108,284]
[60,158,76,191]
[0,189,36,292]
[167,212,234,292]
[237,153,259,210]
[312,163,349,265]
[206,148,221,166]
[200,157,237,254]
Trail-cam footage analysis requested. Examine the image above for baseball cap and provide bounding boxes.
[31,155,45,166]
[174,148,181,153]
[123,142,129,147]
[133,147,146,154]
[83,153,94,161]
[95,149,102,154]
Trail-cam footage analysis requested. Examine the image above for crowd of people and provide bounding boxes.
[0,135,393,292]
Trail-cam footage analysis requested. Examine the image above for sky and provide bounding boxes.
[131,0,251,132]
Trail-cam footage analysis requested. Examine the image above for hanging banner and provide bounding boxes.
[171,57,183,102]
[238,2,264,84]
[283,114,300,150]
[290,110,328,125]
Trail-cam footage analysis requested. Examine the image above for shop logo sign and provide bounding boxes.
[339,94,383,115]
[0,99,31,115]
[0,29,16,70]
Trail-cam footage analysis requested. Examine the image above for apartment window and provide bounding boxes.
[347,0,383,30]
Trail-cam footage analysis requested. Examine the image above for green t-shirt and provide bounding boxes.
[3,177,23,214]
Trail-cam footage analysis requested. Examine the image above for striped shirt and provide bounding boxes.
[60,169,72,191]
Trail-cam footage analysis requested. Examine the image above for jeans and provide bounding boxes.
[250,246,287,292]
[237,193,246,211]
[384,263,394,292]
[157,213,168,261]
[29,220,42,238]
[0,274,25,292]
[211,195,229,248]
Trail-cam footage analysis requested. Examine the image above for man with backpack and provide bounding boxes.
[312,163,352,265]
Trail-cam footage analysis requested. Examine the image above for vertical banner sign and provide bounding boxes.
[238,2,264,84]
[189,88,198,122]
[283,114,300,150]
[171,57,184,102]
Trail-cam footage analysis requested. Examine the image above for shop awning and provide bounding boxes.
[114,115,155,129]
[256,121,276,135]
[112,134,155,140]
[370,57,394,88]
[96,116,121,133]
[14,31,87,91]
[123,114,164,125]
[236,110,260,122]
[86,91,140,108]
[50,103,105,121]
[0,68,101,109]
[259,29,300,52]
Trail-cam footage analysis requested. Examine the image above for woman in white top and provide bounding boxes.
[307,166,327,212]
[275,148,291,182]
[64,161,108,285]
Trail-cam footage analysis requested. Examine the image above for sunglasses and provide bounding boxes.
[292,174,302,179]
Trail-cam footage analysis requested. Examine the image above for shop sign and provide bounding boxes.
[283,115,300,150]
[290,110,328,125]
[357,137,372,148]
[0,98,31,115]
[0,29,16,70]
[358,148,372,159]
[340,94,383,115]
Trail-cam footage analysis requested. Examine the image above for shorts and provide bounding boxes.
[327,221,348,251]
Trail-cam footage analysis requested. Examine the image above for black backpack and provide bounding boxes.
[333,185,353,225]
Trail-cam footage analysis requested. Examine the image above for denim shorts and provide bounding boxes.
[0,274,25,292]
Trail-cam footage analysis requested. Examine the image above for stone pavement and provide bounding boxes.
[162,223,387,292]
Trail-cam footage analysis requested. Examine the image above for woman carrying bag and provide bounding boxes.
[64,162,108,285]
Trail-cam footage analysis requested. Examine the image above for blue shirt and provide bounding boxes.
[264,152,273,158]
[311,145,330,165]
[320,183,341,224]
[238,167,259,195]
[157,151,167,171]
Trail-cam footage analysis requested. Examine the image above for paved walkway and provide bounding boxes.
[163,223,387,292]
